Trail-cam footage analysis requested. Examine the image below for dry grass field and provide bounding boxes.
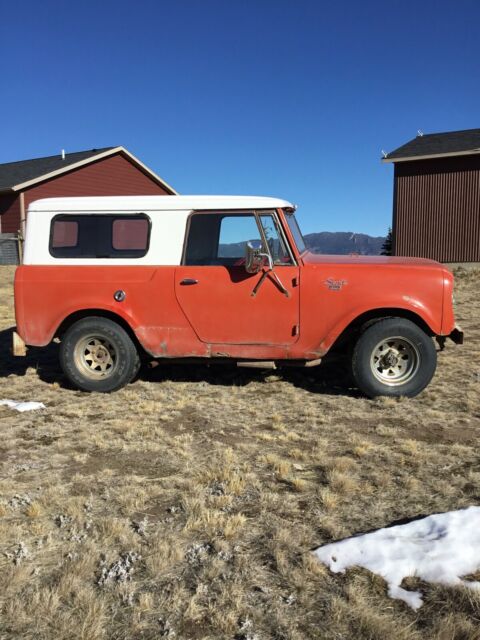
[0,265,479,640]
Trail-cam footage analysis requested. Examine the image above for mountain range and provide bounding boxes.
[304,231,386,255]
[219,232,387,258]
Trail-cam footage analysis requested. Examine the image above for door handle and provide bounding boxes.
[180,278,199,285]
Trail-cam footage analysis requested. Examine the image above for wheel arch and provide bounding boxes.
[327,307,435,354]
[55,309,149,358]
[350,313,438,398]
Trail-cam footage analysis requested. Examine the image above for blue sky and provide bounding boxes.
[1,0,479,236]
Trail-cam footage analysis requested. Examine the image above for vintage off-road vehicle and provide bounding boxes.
[13,195,463,396]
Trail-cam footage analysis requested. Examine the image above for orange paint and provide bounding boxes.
[14,207,458,361]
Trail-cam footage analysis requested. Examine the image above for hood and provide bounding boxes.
[301,251,441,268]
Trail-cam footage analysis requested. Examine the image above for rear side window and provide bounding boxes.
[49,214,150,258]
[51,220,78,248]
[112,218,149,250]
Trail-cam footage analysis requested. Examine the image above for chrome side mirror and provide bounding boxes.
[245,240,272,273]
[245,240,289,297]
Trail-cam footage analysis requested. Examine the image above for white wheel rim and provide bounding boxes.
[74,335,118,380]
[370,336,420,386]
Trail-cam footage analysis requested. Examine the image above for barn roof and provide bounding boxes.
[383,128,480,163]
[0,147,177,194]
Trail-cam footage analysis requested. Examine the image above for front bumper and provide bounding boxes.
[449,324,464,345]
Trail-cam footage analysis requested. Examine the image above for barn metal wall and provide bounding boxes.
[393,156,480,262]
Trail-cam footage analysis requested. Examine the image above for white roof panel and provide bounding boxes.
[28,195,293,212]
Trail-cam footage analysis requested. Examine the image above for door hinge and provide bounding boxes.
[292,324,299,336]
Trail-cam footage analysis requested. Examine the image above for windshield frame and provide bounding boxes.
[284,211,307,255]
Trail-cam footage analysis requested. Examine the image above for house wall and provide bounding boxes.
[393,155,480,262]
[0,233,20,264]
[0,153,172,234]
[0,193,21,234]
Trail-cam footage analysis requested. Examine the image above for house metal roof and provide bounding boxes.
[0,147,177,194]
[383,128,480,163]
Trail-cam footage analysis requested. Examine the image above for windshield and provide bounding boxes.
[285,213,306,254]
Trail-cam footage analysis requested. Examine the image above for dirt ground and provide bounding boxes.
[0,265,479,640]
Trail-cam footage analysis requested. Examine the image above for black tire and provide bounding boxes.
[352,318,437,398]
[60,317,140,392]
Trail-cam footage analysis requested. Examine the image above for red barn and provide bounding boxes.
[0,146,177,236]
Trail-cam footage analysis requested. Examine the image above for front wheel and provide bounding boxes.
[60,317,140,392]
[352,318,437,398]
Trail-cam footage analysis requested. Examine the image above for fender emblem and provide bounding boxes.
[324,278,347,291]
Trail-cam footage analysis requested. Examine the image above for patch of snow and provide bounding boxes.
[0,399,45,412]
[185,542,213,565]
[237,617,260,640]
[206,481,226,496]
[314,506,480,609]
[132,517,149,536]
[167,505,181,514]
[8,494,32,509]
[5,542,30,565]
[69,530,88,543]
[97,552,141,586]
[217,548,234,562]
[13,462,42,473]
[55,514,72,528]
[157,617,176,637]
[122,590,135,606]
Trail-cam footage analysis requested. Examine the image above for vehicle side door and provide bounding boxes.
[174,210,300,345]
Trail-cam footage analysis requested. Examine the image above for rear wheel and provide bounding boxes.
[352,318,437,398]
[60,317,140,392]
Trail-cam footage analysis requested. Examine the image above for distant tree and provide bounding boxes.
[381,228,393,256]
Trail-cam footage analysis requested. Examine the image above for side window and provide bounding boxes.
[183,213,262,266]
[259,214,292,265]
[183,211,293,266]
[112,218,149,250]
[51,220,78,248]
[217,216,262,260]
[49,214,150,258]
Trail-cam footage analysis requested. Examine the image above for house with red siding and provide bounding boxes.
[0,147,177,238]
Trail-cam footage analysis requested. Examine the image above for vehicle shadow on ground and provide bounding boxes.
[0,327,60,384]
[141,351,359,397]
[0,327,358,397]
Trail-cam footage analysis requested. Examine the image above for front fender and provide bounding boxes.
[317,300,442,354]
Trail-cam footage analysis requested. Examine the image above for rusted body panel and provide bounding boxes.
[174,265,300,345]
[15,266,200,356]
[299,252,452,354]
[14,197,459,364]
[14,250,456,361]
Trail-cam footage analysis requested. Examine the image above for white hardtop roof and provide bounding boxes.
[28,195,293,212]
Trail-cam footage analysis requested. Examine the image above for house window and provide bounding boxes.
[49,214,150,258]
